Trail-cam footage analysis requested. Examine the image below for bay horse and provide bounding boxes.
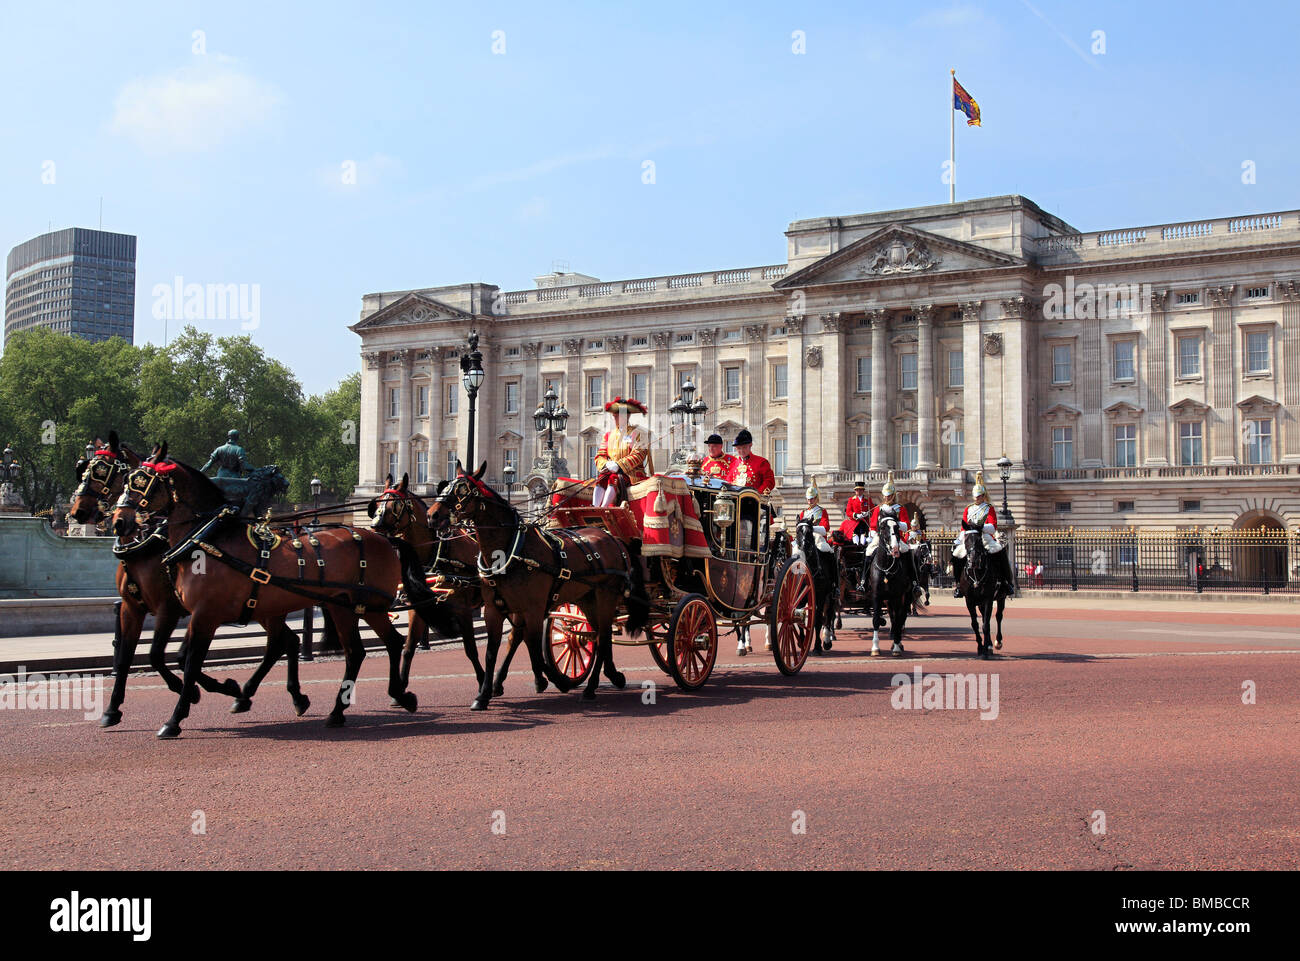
[443,461,649,705]
[790,518,839,655]
[70,433,307,726]
[867,516,914,657]
[959,530,1006,659]
[112,444,415,737]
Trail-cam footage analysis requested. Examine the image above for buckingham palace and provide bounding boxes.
[351,194,1300,533]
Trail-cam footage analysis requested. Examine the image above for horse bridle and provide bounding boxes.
[872,518,902,576]
[116,463,175,515]
[74,452,128,510]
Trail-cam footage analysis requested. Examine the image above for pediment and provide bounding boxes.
[1042,403,1082,422]
[764,416,788,430]
[1103,401,1144,419]
[939,405,964,420]
[1236,394,1280,413]
[890,408,918,424]
[773,223,1024,289]
[497,429,524,442]
[350,292,475,331]
[1168,398,1211,417]
[846,412,870,426]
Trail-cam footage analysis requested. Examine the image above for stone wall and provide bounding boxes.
[0,517,119,598]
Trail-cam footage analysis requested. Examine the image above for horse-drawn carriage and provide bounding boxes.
[538,471,816,691]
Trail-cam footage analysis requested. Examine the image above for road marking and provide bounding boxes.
[1131,628,1299,640]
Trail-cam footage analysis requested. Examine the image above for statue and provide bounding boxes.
[200,429,282,518]
[201,429,254,479]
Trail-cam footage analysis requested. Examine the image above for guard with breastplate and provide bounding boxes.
[950,471,1015,599]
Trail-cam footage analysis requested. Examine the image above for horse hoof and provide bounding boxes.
[220,678,242,699]
[99,710,122,728]
[470,697,488,711]
[156,723,181,739]
[608,672,626,690]
[324,713,346,728]
[891,646,905,657]
[293,695,310,716]
[418,641,430,651]
[810,645,823,657]
[398,691,418,713]
[551,678,569,694]
[582,689,597,701]
[187,688,201,705]
[229,698,252,714]
[824,639,833,651]
[493,683,505,697]
[870,648,881,657]
[994,640,1003,650]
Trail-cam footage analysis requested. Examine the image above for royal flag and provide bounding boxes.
[953,77,981,126]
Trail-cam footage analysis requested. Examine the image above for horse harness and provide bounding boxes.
[476,522,637,615]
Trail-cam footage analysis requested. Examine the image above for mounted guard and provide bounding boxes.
[949,471,1015,600]
[862,472,923,605]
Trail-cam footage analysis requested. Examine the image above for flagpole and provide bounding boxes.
[949,69,955,204]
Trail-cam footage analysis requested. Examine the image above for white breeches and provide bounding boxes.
[952,527,1003,558]
[866,532,911,555]
[593,483,617,507]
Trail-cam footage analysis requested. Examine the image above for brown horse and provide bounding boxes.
[111,444,415,737]
[370,476,550,703]
[442,461,649,704]
[70,433,308,726]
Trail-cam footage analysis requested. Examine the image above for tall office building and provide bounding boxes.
[5,228,137,346]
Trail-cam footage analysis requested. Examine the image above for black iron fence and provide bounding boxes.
[923,526,1300,595]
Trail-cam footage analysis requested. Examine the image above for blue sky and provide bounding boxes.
[2,0,1295,395]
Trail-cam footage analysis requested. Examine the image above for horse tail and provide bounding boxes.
[623,539,651,640]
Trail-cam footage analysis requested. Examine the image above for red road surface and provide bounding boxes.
[1,599,1297,869]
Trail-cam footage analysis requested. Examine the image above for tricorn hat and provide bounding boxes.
[705,433,724,445]
[604,396,647,416]
[735,428,754,446]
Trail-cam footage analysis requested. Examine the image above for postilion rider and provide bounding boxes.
[837,479,874,546]
[592,397,653,508]
[949,471,1015,600]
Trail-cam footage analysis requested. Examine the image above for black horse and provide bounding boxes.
[792,518,839,655]
[867,516,915,657]
[911,540,934,615]
[959,531,1006,658]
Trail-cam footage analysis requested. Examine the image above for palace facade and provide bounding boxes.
[351,194,1300,533]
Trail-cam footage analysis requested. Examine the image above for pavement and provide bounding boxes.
[0,597,1296,869]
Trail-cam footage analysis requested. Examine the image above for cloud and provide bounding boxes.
[109,59,282,152]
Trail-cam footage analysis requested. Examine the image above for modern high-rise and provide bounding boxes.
[5,228,137,346]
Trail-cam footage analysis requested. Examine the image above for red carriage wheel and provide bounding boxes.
[542,604,597,687]
[769,556,815,676]
[665,594,717,691]
[649,642,672,676]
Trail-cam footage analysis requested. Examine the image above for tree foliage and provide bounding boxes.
[0,325,360,517]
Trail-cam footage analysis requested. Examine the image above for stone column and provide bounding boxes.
[868,309,889,470]
[564,338,583,468]
[608,335,627,401]
[1208,285,1237,464]
[523,341,541,464]
[696,328,717,454]
[1280,283,1300,462]
[820,313,846,471]
[1080,312,1104,466]
[424,346,443,486]
[1143,289,1170,465]
[395,348,412,480]
[960,301,984,469]
[652,331,672,466]
[786,314,805,480]
[915,305,938,469]
[360,351,384,490]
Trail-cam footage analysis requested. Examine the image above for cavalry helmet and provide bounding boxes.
[972,470,987,498]
[881,471,896,498]
[805,484,820,501]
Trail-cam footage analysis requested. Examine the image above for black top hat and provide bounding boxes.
[735,428,754,446]
[705,433,724,445]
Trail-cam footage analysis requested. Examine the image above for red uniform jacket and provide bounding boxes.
[869,504,911,533]
[962,503,997,530]
[701,453,736,480]
[838,494,875,538]
[723,454,775,494]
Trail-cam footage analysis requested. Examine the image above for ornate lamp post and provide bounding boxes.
[997,454,1017,593]
[997,455,1013,521]
[670,379,708,468]
[503,463,516,498]
[1,445,22,512]
[528,386,570,490]
[310,476,322,526]
[460,330,485,469]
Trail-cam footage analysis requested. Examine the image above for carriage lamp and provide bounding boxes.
[460,330,485,467]
[713,494,736,528]
[681,378,697,408]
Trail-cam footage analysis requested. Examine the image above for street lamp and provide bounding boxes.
[2,445,19,482]
[460,330,485,470]
[670,380,708,468]
[310,476,322,526]
[533,386,569,453]
[997,455,1012,518]
[503,463,516,496]
[85,443,95,460]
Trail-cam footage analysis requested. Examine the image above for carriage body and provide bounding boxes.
[541,473,813,689]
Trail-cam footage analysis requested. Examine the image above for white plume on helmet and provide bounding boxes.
[972,470,987,498]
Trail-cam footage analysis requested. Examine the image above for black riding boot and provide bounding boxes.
[951,556,965,597]
[996,550,1015,600]
[906,552,923,606]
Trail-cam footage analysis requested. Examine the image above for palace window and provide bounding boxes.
[387,452,398,481]
[415,449,428,486]
[1052,345,1073,385]
[856,356,871,393]
[1175,292,1199,305]
[676,332,694,344]
[544,376,562,401]
[544,344,559,354]
[1177,336,1201,378]
[1112,340,1135,381]
[505,346,520,357]
[1245,331,1270,374]
[1114,424,1137,467]
[586,443,599,478]
[1118,545,1138,566]
[631,336,648,348]
[630,371,648,401]
[1117,500,1135,512]
[503,448,518,479]
[948,349,963,388]
[1245,419,1273,464]
[1179,421,1203,466]
[1055,501,1072,514]
[772,437,788,476]
[1181,499,1201,513]
[388,387,400,418]
[900,431,918,470]
[724,366,741,402]
[856,434,869,472]
[945,428,964,469]
[587,375,604,409]
[445,450,457,480]
[586,339,604,351]
[446,383,459,415]
[771,363,788,399]
[900,354,917,391]
[722,329,741,342]
[1245,286,1269,299]
[417,384,429,417]
[1052,427,1074,468]
[504,381,520,414]
[677,368,697,393]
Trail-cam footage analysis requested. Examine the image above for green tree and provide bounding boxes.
[282,372,361,503]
